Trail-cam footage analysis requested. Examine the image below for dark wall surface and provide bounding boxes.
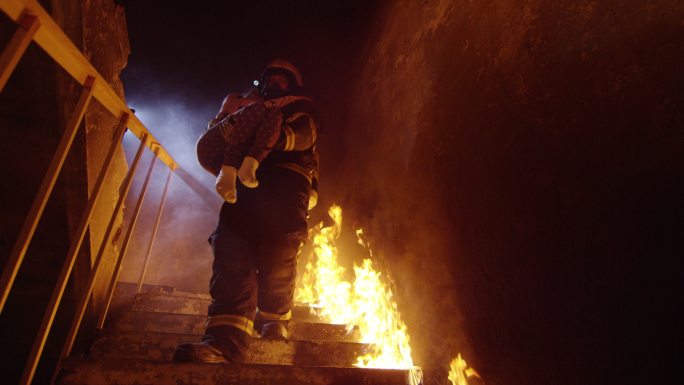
[329,1,683,384]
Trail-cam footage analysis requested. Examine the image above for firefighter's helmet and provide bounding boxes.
[258,59,303,98]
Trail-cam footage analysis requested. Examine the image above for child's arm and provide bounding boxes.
[216,93,258,119]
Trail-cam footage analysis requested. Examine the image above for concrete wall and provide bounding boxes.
[330,1,683,384]
[55,0,131,320]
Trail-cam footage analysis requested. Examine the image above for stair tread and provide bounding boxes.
[143,286,211,299]
[57,357,415,385]
[109,310,360,342]
[91,331,369,366]
[139,286,318,303]
[68,286,396,385]
[131,292,322,321]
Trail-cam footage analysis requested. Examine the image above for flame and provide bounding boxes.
[296,205,355,324]
[448,354,481,385]
[297,205,477,385]
[295,205,421,384]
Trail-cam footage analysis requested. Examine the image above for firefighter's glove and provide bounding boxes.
[215,165,238,203]
[238,156,259,188]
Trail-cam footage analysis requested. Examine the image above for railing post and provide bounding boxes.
[136,167,174,293]
[18,130,147,385]
[0,75,95,314]
[97,147,160,328]
[49,128,146,385]
[0,11,40,92]
[49,114,130,367]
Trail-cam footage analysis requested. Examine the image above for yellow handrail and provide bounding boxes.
[1,0,178,169]
[0,11,39,91]
[2,0,220,210]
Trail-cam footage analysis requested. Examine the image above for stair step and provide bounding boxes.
[143,286,211,298]
[132,292,322,321]
[90,331,369,366]
[109,310,360,342]
[131,292,209,315]
[57,357,415,385]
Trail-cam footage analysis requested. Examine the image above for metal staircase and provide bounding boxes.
[55,284,416,385]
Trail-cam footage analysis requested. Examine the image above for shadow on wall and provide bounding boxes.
[327,1,683,385]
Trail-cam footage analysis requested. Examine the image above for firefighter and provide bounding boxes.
[174,59,320,363]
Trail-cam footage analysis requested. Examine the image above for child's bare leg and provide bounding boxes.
[238,107,283,188]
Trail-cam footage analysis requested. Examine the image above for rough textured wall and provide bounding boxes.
[333,1,683,384]
[81,0,129,316]
[52,0,130,330]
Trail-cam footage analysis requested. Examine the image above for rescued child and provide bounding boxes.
[196,90,282,203]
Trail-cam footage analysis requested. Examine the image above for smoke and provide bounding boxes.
[117,89,221,293]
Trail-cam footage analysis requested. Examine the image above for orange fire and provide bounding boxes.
[296,205,420,384]
[448,354,480,385]
[296,205,477,385]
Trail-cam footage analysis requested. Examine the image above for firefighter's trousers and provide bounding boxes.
[204,166,309,351]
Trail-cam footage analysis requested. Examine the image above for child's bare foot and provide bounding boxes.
[238,156,259,188]
[215,165,238,203]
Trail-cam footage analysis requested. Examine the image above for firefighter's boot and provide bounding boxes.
[172,341,228,363]
[259,320,288,340]
[173,325,250,363]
